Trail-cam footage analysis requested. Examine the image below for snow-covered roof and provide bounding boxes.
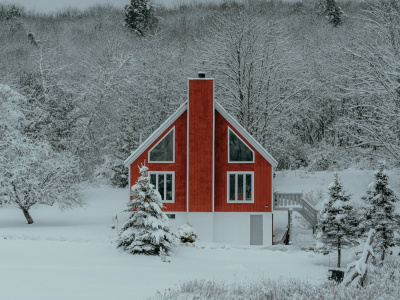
[124,101,188,167]
[124,100,278,168]
[214,101,278,167]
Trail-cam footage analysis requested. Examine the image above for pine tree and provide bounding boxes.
[316,173,359,268]
[325,0,343,27]
[117,165,173,255]
[124,0,157,36]
[360,163,400,261]
[5,5,23,31]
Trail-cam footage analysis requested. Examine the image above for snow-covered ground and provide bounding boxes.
[1,169,399,299]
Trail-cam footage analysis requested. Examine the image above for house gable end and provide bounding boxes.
[214,101,278,168]
[124,102,187,167]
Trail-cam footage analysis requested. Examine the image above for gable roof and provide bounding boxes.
[214,102,278,167]
[124,101,187,167]
[124,100,278,168]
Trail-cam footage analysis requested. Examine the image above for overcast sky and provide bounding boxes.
[2,0,222,12]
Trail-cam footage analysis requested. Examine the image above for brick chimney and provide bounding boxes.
[187,73,214,212]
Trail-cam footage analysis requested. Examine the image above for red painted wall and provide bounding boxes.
[188,79,214,212]
[214,111,272,212]
[129,81,273,214]
[130,111,187,212]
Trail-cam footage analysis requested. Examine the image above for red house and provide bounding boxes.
[124,73,278,246]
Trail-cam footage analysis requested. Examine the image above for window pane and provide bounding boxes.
[229,174,236,201]
[149,130,174,162]
[158,174,165,200]
[246,174,252,201]
[150,174,156,188]
[229,130,253,162]
[237,174,243,200]
[166,174,173,201]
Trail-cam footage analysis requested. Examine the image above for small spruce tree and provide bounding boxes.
[5,5,23,31]
[124,0,157,36]
[117,165,173,255]
[316,173,359,268]
[325,0,343,27]
[360,163,400,261]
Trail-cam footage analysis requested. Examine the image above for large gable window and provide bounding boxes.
[149,172,174,202]
[228,128,254,163]
[149,127,174,163]
[227,172,254,203]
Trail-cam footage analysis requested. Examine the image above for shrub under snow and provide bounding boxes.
[177,223,197,243]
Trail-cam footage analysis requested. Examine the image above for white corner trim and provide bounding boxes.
[226,171,255,203]
[148,126,175,163]
[228,127,255,163]
[186,79,190,213]
[212,80,215,213]
[215,101,278,168]
[148,171,175,203]
[271,166,274,212]
[124,102,187,167]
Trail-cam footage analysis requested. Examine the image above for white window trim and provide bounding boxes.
[148,127,175,163]
[149,171,175,203]
[228,127,255,163]
[227,171,254,203]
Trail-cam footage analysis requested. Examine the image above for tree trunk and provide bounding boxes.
[21,207,34,224]
[337,238,341,268]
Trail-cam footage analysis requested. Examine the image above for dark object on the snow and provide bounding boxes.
[328,269,344,282]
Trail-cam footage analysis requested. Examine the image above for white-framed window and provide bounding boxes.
[228,128,254,163]
[227,172,254,203]
[148,127,175,163]
[149,171,175,202]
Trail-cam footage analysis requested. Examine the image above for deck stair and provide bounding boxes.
[273,192,319,231]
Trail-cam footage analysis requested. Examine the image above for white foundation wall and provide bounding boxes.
[213,212,273,246]
[165,212,188,235]
[187,212,214,242]
[166,212,273,245]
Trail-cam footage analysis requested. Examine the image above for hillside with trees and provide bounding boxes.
[1,0,399,186]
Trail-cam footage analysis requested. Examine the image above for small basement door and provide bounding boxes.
[250,215,263,245]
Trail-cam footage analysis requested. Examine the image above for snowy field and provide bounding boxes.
[1,169,399,299]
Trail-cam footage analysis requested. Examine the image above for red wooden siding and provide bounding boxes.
[214,111,272,212]
[130,111,187,212]
[188,79,214,212]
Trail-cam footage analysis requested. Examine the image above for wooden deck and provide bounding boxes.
[273,192,318,228]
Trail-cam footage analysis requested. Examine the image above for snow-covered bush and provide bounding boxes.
[177,223,197,243]
[117,165,173,255]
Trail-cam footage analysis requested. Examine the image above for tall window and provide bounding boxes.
[149,172,174,202]
[149,128,174,163]
[227,172,253,203]
[228,128,254,163]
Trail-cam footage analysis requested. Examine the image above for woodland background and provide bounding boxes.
[1,0,399,186]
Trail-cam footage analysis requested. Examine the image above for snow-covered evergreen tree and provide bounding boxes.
[117,165,173,255]
[5,5,23,31]
[316,173,359,268]
[360,163,400,261]
[124,0,157,36]
[325,0,343,27]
